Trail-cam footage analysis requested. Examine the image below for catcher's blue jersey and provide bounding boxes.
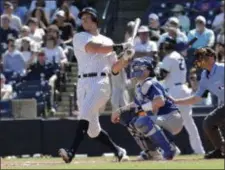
[134,77,178,115]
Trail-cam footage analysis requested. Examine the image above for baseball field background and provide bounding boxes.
[1,155,224,169]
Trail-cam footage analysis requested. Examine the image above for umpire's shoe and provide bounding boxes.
[58,148,74,163]
[204,149,224,159]
[116,147,129,162]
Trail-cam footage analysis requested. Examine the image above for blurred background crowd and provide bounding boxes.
[0,0,224,118]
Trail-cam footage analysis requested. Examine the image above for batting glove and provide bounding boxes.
[122,48,135,61]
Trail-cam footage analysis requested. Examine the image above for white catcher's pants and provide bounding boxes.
[76,76,110,138]
[168,84,205,154]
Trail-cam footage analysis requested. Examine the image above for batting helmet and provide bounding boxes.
[194,47,216,68]
[78,7,98,23]
[130,58,155,78]
[163,37,177,52]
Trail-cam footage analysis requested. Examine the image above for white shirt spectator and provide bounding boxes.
[1,84,13,100]
[29,28,45,43]
[1,14,22,32]
[176,15,190,33]
[29,0,56,19]
[135,40,157,59]
[43,46,67,64]
[212,12,224,31]
[22,51,32,63]
[158,29,188,47]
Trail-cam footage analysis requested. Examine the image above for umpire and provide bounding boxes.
[173,47,224,159]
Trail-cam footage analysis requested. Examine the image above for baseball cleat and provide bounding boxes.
[204,149,224,159]
[58,148,74,163]
[137,150,163,161]
[116,147,129,162]
[175,145,181,156]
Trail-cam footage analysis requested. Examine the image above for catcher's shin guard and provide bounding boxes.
[134,116,175,160]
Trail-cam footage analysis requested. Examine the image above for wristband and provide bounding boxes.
[112,44,123,55]
[141,101,153,111]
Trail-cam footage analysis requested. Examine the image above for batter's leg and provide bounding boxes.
[179,105,205,154]
[203,105,225,159]
[59,119,89,163]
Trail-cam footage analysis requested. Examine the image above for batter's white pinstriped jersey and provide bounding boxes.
[72,31,118,138]
[160,51,187,89]
[73,32,117,75]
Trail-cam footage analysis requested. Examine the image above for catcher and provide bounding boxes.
[111,57,184,160]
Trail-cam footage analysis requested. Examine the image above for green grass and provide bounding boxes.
[1,155,224,169]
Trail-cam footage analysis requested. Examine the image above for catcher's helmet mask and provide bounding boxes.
[131,58,155,78]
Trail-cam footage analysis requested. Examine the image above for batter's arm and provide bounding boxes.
[85,41,132,54]
[111,58,129,75]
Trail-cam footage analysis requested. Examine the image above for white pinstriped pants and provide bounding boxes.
[76,76,111,138]
[168,84,205,154]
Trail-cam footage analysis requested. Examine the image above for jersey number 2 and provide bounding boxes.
[178,59,185,71]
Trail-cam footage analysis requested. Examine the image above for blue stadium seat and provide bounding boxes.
[0,100,13,118]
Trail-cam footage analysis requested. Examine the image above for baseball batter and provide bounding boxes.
[59,7,133,163]
[158,38,205,154]
[173,47,224,159]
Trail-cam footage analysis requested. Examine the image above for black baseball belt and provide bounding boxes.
[78,72,106,78]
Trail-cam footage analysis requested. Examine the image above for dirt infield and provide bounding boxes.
[1,155,224,169]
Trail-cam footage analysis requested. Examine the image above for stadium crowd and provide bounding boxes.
[0,0,224,118]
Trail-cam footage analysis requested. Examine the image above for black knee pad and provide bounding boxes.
[76,120,89,134]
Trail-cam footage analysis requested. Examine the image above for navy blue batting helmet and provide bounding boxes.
[130,58,155,78]
[78,7,98,22]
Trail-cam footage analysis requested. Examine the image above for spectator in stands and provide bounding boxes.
[52,1,76,29]
[27,17,45,43]
[43,35,68,65]
[171,4,190,33]
[188,16,215,49]
[29,0,56,20]
[65,0,81,26]
[11,0,28,24]
[46,24,74,62]
[188,68,212,106]
[61,2,76,29]
[0,73,13,100]
[148,13,164,42]
[215,28,225,63]
[2,37,26,74]
[19,37,36,67]
[52,10,74,45]
[134,25,158,61]
[1,1,22,32]
[212,1,224,34]
[0,14,18,55]
[31,7,49,31]
[25,50,57,114]
[26,50,55,81]
[158,17,188,47]
[18,25,30,38]
[124,21,135,42]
